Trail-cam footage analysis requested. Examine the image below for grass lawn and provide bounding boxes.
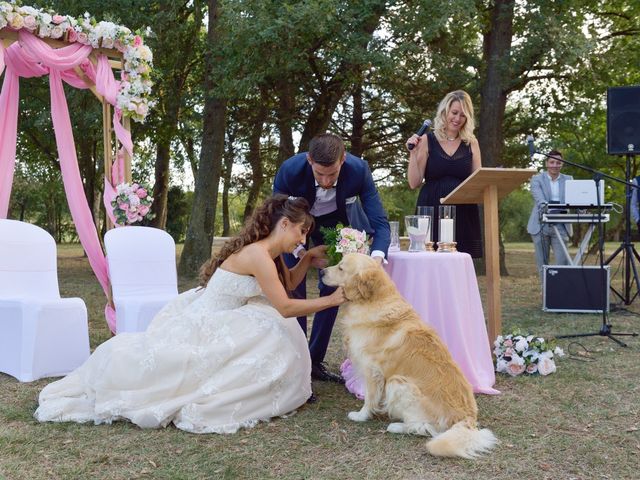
[1,243,639,480]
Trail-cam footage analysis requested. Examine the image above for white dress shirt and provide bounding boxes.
[309,181,338,217]
[547,172,561,202]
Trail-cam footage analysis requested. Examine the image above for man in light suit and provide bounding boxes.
[274,133,390,389]
[527,150,573,278]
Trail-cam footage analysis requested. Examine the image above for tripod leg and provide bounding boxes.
[606,334,628,347]
[605,243,625,265]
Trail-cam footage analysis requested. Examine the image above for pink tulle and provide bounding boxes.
[340,359,365,400]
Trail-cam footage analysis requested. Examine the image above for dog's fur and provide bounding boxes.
[323,253,497,459]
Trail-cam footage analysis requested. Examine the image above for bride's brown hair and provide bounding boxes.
[198,194,314,288]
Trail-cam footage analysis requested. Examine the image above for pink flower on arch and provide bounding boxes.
[135,103,148,117]
[127,210,140,223]
[23,15,37,31]
[67,28,78,42]
[136,188,148,199]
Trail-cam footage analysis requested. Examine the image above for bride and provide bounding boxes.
[35,195,345,433]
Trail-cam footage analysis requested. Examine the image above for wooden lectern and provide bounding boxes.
[441,167,536,343]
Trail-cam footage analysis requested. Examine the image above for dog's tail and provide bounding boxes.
[426,419,497,459]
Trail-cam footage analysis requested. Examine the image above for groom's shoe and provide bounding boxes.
[306,391,318,404]
[311,362,345,384]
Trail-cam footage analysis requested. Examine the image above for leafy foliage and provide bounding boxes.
[320,223,343,267]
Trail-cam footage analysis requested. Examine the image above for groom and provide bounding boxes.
[274,133,391,385]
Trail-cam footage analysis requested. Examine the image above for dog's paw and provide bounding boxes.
[386,422,406,434]
[348,410,371,422]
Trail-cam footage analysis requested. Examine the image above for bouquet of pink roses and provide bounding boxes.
[321,223,369,266]
[111,182,155,226]
[494,332,564,377]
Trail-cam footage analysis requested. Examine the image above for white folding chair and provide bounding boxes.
[105,226,179,334]
[0,219,90,382]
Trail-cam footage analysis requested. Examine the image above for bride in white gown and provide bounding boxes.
[35,195,345,433]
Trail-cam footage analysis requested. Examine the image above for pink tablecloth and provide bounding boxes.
[342,250,499,396]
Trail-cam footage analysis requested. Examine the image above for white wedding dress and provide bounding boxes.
[35,269,312,433]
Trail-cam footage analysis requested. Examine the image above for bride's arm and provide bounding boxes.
[285,245,327,289]
[249,249,345,318]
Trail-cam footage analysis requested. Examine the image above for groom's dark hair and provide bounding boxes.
[309,133,345,165]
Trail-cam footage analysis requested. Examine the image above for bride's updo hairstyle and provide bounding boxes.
[198,194,314,288]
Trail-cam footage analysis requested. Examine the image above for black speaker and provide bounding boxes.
[543,265,610,313]
[607,86,640,155]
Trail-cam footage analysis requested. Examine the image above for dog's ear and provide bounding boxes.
[345,267,380,301]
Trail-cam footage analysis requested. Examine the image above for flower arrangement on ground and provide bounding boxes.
[111,182,154,226]
[494,332,565,376]
[320,223,369,266]
[0,3,154,122]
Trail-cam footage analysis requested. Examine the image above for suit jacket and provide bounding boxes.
[274,152,391,255]
[526,172,573,237]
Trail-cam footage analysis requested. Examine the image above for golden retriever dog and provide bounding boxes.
[322,253,496,459]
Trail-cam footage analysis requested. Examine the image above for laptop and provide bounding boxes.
[564,179,605,206]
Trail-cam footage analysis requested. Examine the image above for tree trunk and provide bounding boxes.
[221,128,235,236]
[150,140,171,228]
[186,135,198,179]
[477,0,515,276]
[275,80,296,162]
[478,0,514,169]
[178,0,227,278]
[243,91,269,221]
[350,80,365,157]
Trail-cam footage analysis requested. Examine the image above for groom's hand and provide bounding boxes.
[308,245,329,269]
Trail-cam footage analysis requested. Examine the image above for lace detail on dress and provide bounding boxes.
[35,268,312,434]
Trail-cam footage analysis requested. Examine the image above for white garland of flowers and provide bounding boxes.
[0,2,154,122]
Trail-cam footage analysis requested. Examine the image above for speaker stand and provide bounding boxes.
[556,171,638,346]
[605,154,640,305]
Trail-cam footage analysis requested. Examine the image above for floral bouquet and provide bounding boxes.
[111,182,155,226]
[321,223,369,266]
[494,332,565,377]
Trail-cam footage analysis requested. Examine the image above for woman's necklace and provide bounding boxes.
[445,134,459,141]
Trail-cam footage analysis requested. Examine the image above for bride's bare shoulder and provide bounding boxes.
[220,242,272,274]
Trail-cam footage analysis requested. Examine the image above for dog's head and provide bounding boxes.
[322,253,388,302]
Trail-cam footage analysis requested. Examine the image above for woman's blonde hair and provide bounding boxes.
[433,90,476,144]
[198,195,314,288]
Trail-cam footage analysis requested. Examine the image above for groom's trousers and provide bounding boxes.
[283,211,342,364]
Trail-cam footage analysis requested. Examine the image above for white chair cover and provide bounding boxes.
[105,226,179,334]
[0,219,90,382]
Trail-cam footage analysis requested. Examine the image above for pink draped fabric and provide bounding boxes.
[0,31,130,333]
[81,56,131,228]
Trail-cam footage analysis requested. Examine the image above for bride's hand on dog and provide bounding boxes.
[328,286,347,306]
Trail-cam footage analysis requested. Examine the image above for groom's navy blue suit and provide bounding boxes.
[274,152,390,364]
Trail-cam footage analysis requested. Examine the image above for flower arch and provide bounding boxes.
[0,3,155,333]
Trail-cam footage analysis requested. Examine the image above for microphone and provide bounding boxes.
[526,135,535,160]
[408,119,432,150]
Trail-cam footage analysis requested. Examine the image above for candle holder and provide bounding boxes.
[437,205,456,253]
[416,206,435,251]
[389,221,400,252]
[405,215,431,252]
[436,241,457,252]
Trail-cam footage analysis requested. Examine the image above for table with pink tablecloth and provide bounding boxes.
[342,250,500,396]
